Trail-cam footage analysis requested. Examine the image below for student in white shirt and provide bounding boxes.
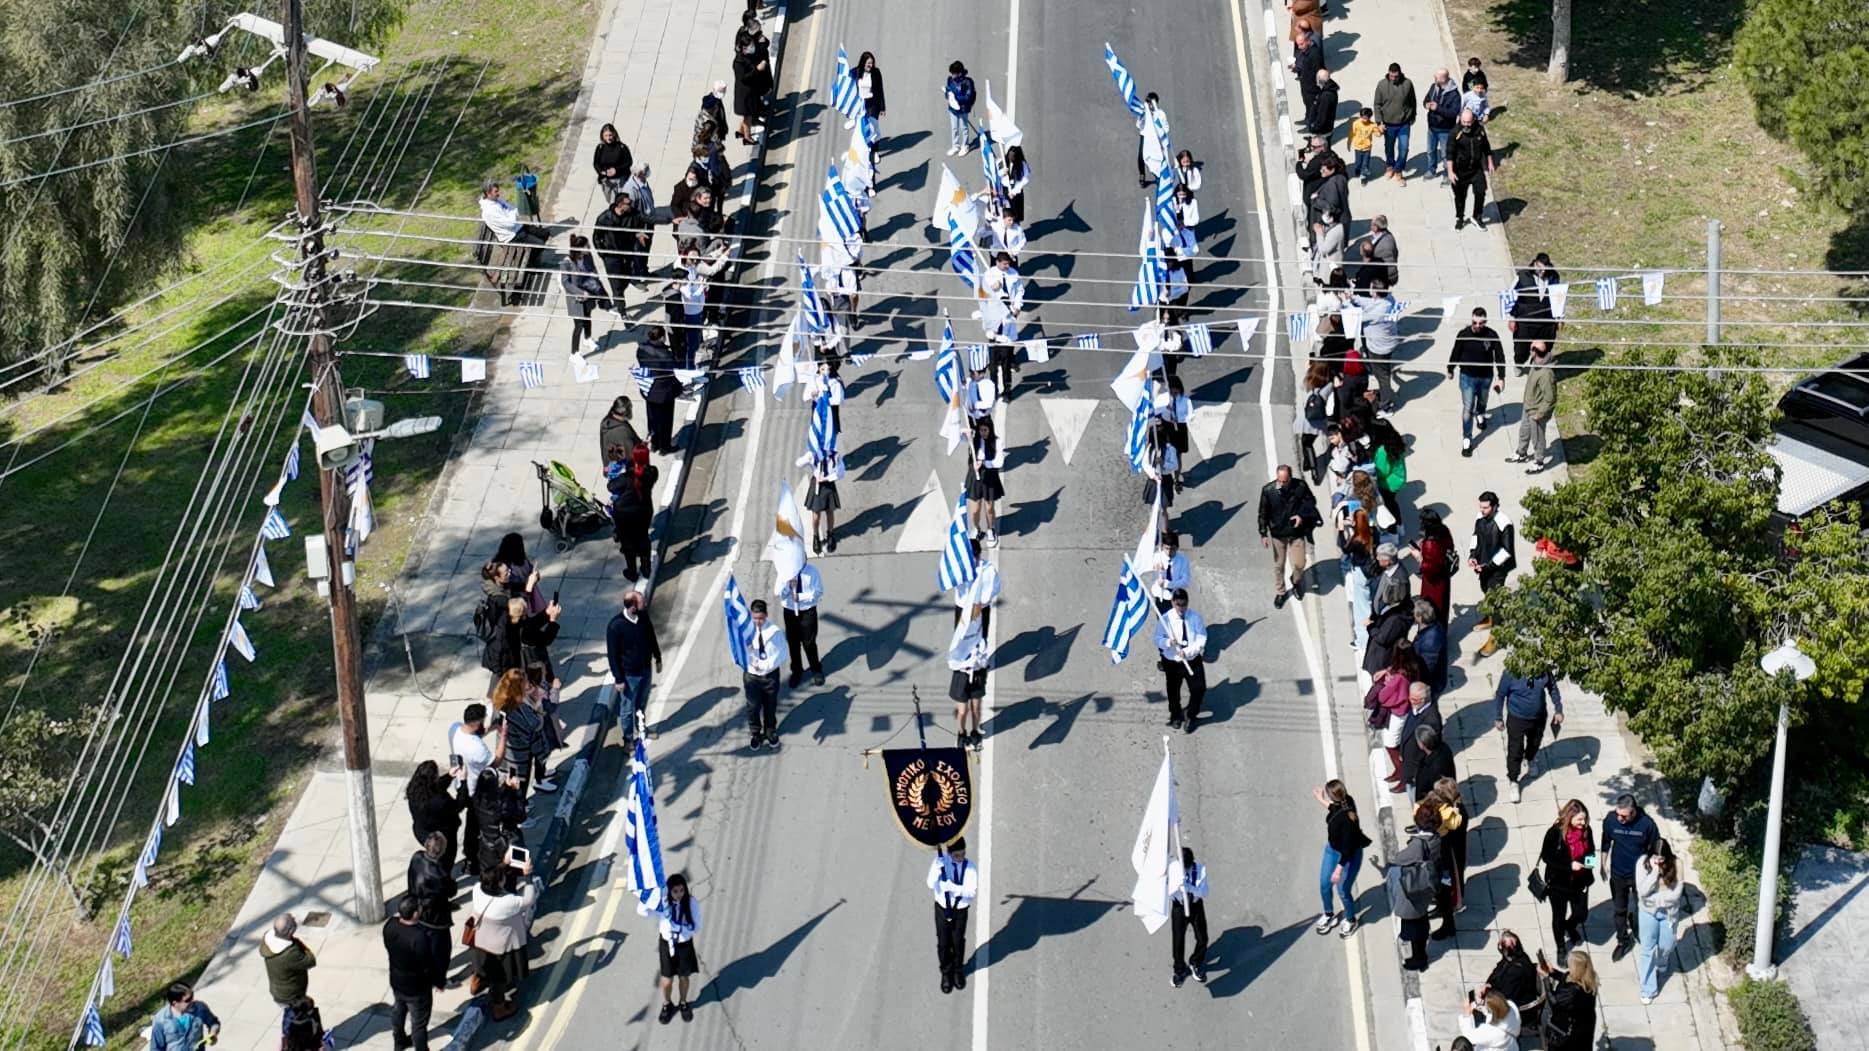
[985,213,1027,262]
[953,538,1001,635]
[1154,589,1208,732]
[778,563,825,688]
[1170,846,1211,986]
[966,366,998,422]
[1159,375,1192,488]
[805,443,845,555]
[927,839,979,993]
[806,356,846,433]
[1150,531,1192,613]
[1137,93,1171,185]
[644,872,701,1024]
[742,600,786,751]
[948,608,990,750]
[999,145,1032,223]
[1143,420,1181,513]
[1172,149,1204,192]
[967,415,1005,547]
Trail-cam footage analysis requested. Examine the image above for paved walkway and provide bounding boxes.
[1786,846,1869,1049]
[187,0,771,1046]
[1261,0,1736,1046]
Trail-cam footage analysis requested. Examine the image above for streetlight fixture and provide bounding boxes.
[1750,639,1815,980]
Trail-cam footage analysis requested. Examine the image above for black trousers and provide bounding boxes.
[599,250,631,301]
[1478,565,1510,596]
[990,342,1016,395]
[1609,873,1638,943]
[392,990,434,1051]
[1453,171,1488,221]
[784,607,822,674]
[743,670,779,735]
[1171,898,1209,974]
[571,316,592,354]
[1548,882,1588,946]
[462,805,482,876]
[615,519,651,576]
[646,397,676,453]
[1505,713,1547,781]
[1163,657,1207,722]
[934,904,969,977]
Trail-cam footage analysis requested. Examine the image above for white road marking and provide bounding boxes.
[1036,397,1097,466]
[894,469,951,553]
[972,399,1006,1051]
[1186,403,1232,461]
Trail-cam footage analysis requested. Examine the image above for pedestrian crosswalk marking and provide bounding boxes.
[1188,404,1231,461]
[895,470,951,554]
[1037,398,1097,466]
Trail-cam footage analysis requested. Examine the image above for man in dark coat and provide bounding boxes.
[1509,251,1563,370]
[1309,152,1352,231]
[1306,71,1341,137]
[384,896,446,1051]
[1295,32,1326,112]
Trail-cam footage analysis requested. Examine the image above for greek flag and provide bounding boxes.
[968,344,990,372]
[799,254,830,333]
[848,351,872,367]
[830,46,863,123]
[1104,43,1145,119]
[1288,309,1314,344]
[403,353,431,379]
[260,507,290,541]
[1387,299,1409,318]
[624,735,667,911]
[723,575,754,671]
[111,914,133,958]
[1185,323,1214,357]
[1498,287,1520,318]
[518,360,545,389]
[981,132,1004,197]
[253,546,274,588]
[238,585,261,611]
[133,826,159,889]
[631,366,654,397]
[934,319,962,403]
[1130,203,1166,313]
[345,443,375,490]
[81,1003,104,1047]
[937,491,978,593]
[739,366,765,391]
[228,618,255,663]
[210,659,230,701]
[821,164,863,244]
[1596,276,1618,310]
[283,444,300,481]
[1126,379,1155,473]
[1154,154,1179,231]
[178,743,196,786]
[1101,557,1151,663]
[1076,333,1102,351]
[946,215,983,295]
[808,390,837,461]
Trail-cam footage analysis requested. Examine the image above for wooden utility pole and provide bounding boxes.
[282,0,383,924]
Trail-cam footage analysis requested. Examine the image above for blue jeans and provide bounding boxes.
[620,672,651,731]
[1320,844,1362,916]
[1353,149,1371,179]
[1384,124,1411,174]
[1426,126,1452,178]
[1458,373,1492,439]
[948,110,977,151]
[1637,907,1676,999]
[1345,561,1372,648]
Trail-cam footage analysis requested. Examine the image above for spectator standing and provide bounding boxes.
[1295,34,1326,119]
[1509,253,1564,371]
[260,914,317,1017]
[1313,779,1372,936]
[1634,841,1684,1004]
[1509,342,1557,472]
[1492,668,1563,801]
[1408,508,1458,625]
[732,17,773,143]
[593,194,650,302]
[448,705,495,876]
[1372,63,1417,180]
[607,449,658,584]
[1258,464,1322,607]
[1540,799,1598,953]
[384,896,446,1051]
[1478,930,1544,1028]
[1310,210,1346,285]
[560,234,611,357]
[1351,282,1401,412]
[1411,725,1455,803]
[606,589,663,734]
[639,327,682,452]
[944,61,978,155]
[1411,598,1448,697]
[1538,950,1600,1051]
[1361,215,1400,287]
[1462,57,1489,92]
[406,831,457,975]
[597,395,641,469]
[405,760,466,874]
[1370,542,1411,618]
[1461,80,1491,123]
[1423,68,1461,184]
[1447,308,1506,456]
[1428,777,1469,939]
[1600,794,1662,960]
[1348,108,1381,183]
[492,669,555,795]
[592,123,631,203]
[469,860,538,1021]
[1446,109,1495,229]
[1391,680,1441,794]
[1307,70,1340,137]
[1386,804,1443,971]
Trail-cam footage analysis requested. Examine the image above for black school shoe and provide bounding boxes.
[680,1001,694,1022]
[659,1003,676,1024]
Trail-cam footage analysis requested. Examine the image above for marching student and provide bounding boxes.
[779,562,825,688]
[644,873,701,1025]
[953,537,1001,636]
[985,214,1027,264]
[927,839,980,994]
[1137,91,1171,185]
[1170,846,1211,987]
[853,51,887,120]
[1143,419,1181,515]
[948,607,991,750]
[1154,588,1208,733]
[1000,145,1032,223]
[1150,530,1192,613]
[1172,149,1203,191]
[743,600,786,751]
[965,360,998,422]
[806,353,846,432]
[967,415,1005,547]
[1157,375,1192,489]
[806,439,845,555]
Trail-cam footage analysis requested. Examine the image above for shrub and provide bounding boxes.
[1696,835,1761,963]
[1728,978,1816,1051]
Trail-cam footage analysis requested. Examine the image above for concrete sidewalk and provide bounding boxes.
[1259,0,1737,1047]
[187,0,778,1047]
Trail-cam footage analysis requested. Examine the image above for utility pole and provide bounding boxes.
[282,0,383,924]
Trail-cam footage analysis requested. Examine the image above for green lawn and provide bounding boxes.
[0,0,597,1044]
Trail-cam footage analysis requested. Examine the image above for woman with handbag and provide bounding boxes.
[1537,948,1600,1050]
[467,858,537,1021]
[1478,930,1543,1028]
[1539,799,1597,953]
[1405,508,1458,626]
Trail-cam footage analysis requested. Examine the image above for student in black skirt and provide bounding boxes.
[1000,144,1031,224]
[948,606,990,750]
[1162,374,1192,492]
[807,353,845,432]
[1143,418,1181,513]
[967,416,1005,547]
[807,442,845,554]
[649,873,701,1024]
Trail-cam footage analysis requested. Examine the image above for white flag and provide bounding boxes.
[1233,316,1261,348]
[460,357,487,383]
[1023,338,1050,364]
[1547,282,1570,319]
[1109,345,1158,413]
[932,165,979,240]
[1441,294,1463,318]
[983,80,1023,146]
[1641,271,1665,306]
[762,479,809,582]
[252,546,274,588]
[1341,305,1364,339]
[1131,493,1162,576]
[1130,744,1180,934]
[569,352,601,384]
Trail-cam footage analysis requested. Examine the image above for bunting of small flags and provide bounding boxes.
[1234,317,1260,346]
[112,914,133,959]
[1287,309,1314,344]
[137,826,162,885]
[283,444,300,482]
[164,780,181,828]
[238,585,261,612]
[178,743,196,786]
[1641,271,1664,306]
[261,507,291,541]
[404,353,431,379]
[228,618,256,663]
[1441,294,1463,317]
[349,483,374,545]
[1023,338,1050,363]
[847,351,872,367]
[1498,287,1520,318]
[1387,299,1409,319]
[739,367,766,391]
[1075,333,1102,351]
[1595,276,1618,310]
[461,357,487,382]
[195,696,211,746]
[1185,323,1214,357]
[253,547,274,588]
[968,344,990,372]
[99,956,114,1000]
[210,659,230,701]
[517,360,545,389]
[569,352,600,384]
[630,367,654,397]
[1546,284,1569,319]
[81,1002,104,1047]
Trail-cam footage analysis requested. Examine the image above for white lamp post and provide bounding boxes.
[1750,639,1815,979]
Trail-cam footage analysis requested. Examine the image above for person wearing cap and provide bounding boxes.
[742,600,785,751]
[778,562,825,689]
[1154,589,1208,733]
[927,839,979,994]
[953,537,1001,635]
[1370,541,1412,618]
[1170,846,1211,987]
[1150,531,1192,613]
[948,606,991,750]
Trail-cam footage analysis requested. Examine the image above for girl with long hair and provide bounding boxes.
[1540,799,1597,953]
[967,415,1004,546]
[1634,839,1683,1003]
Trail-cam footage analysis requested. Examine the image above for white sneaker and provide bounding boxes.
[1640,995,1653,1006]
[1509,782,1522,804]
[946,145,961,156]
[581,337,598,354]
[984,531,999,548]
[534,777,559,793]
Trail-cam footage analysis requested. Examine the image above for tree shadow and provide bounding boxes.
[1827,210,1869,317]
[1485,0,1744,96]
[702,899,846,1003]
[1201,918,1311,998]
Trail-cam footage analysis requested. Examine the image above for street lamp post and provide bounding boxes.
[1750,639,1815,980]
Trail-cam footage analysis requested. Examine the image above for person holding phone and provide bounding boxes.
[405,760,467,874]
[447,705,495,876]
[1539,799,1597,953]
[468,857,537,1021]
[642,873,702,1023]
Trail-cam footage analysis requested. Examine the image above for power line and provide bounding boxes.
[0,88,222,147]
[0,58,183,111]
[0,109,289,189]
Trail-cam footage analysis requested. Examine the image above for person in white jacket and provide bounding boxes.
[1455,989,1522,1051]
[468,860,537,1020]
[1634,840,1685,1004]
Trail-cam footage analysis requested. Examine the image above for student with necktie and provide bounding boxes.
[742,600,786,751]
[926,838,979,995]
[1170,846,1211,987]
[779,563,825,688]
[1154,588,1209,733]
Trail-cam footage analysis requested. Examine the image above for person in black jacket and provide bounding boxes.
[384,896,446,1051]
[606,589,664,736]
[405,761,467,873]
[1410,725,1455,802]
[1509,251,1563,370]
[1468,491,1517,640]
[732,18,773,143]
[592,123,631,203]
[1446,308,1506,455]
[1445,109,1495,230]
[1362,600,1413,678]
[470,768,527,875]
[852,51,887,119]
[1258,464,1321,607]
[1396,682,1445,789]
[607,448,659,582]
[405,831,457,982]
[1478,930,1544,1027]
[593,194,649,302]
[1538,948,1600,1051]
[481,596,561,695]
[1309,152,1351,231]
[1313,779,1372,935]
[560,235,611,356]
[1306,70,1340,136]
[1294,32,1325,114]
[1540,799,1597,953]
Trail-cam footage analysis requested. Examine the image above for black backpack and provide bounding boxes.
[280,1001,326,1051]
[472,595,503,643]
[1303,388,1329,430]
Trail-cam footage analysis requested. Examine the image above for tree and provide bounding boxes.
[1489,349,1869,786]
[1548,0,1573,84]
[0,710,90,917]
[1734,0,1869,208]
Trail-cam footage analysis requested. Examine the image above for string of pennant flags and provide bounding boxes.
[69,404,375,1048]
[1287,271,1669,346]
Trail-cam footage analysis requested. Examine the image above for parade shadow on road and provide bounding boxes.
[1000,487,1062,538]
[1175,498,1245,545]
[996,624,1080,682]
[659,685,739,738]
[702,899,847,1004]
[844,433,913,482]
[877,159,930,194]
[971,882,1126,969]
[837,495,921,540]
[821,597,932,675]
[1201,918,1312,998]
[1199,676,1261,727]
[781,685,854,742]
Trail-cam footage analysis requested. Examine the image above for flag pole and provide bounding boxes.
[911,685,929,750]
[1139,494,1194,674]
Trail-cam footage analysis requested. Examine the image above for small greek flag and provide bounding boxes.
[1104,43,1146,119]
[1126,379,1154,474]
[1185,323,1214,357]
[283,444,300,481]
[404,353,431,379]
[723,575,754,671]
[133,826,160,889]
[81,1003,105,1047]
[1130,244,1167,313]
[261,507,291,541]
[1387,299,1409,318]
[968,344,990,372]
[518,360,545,389]
[1076,333,1102,351]
[1287,309,1314,344]
[344,444,374,490]
[112,914,133,958]
[799,254,830,333]
[980,133,1004,197]
[210,659,230,701]
[1642,270,1665,306]
[820,164,864,244]
[1498,287,1520,318]
[934,319,962,403]
[178,743,196,786]
[739,366,765,391]
[830,46,864,123]
[238,585,261,611]
[228,618,256,663]
[631,366,654,397]
[253,546,274,588]
[1154,153,1179,232]
[847,351,872,367]
[937,491,978,593]
[1596,276,1619,310]
[808,390,837,462]
[946,215,983,295]
[1100,557,1151,663]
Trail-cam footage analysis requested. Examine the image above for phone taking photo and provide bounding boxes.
[506,845,529,865]
[449,753,463,771]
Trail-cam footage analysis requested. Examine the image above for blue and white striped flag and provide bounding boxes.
[238,585,261,612]
[133,826,160,889]
[1076,333,1102,351]
[624,735,668,911]
[112,914,133,958]
[1387,299,1409,318]
[821,164,864,244]
[1498,287,1519,318]
[723,575,754,671]
[253,546,274,588]
[1185,323,1214,357]
[283,444,300,482]
[630,366,654,397]
[830,46,864,123]
[934,319,962,403]
[178,743,196,785]
[260,507,290,541]
[344,444,374,490]
[518,360,545,389]
[228,618,255,663]
[808,390,837,462]
[967,344,990,372]
[1126,379,1155,473]
[980,132,1004,198]
[1130,202,1167,313]
[403,353,431,379]
[946,215,983,295]
[1104,43,1145,119]
[80,1003,105,1047]
[1101,557,1152,663]
[1287,309,1314,344]
[937,491,978,593]
[1596,276,1618,310]
[739,366,765,392]
[210,659,230,701]
[798,254,830,333]
[847,351,872,366]
[1154,154,1179,232]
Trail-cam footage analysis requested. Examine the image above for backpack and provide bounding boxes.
[280,1001,326,1051]
[1398,851,1437,901]
[1303,388,1329,430]
[472,595,503,644]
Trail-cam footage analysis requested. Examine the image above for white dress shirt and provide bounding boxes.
[648,896,702,945]
[480,196,522,243]
[1167,225,1198,261]
[812,454,846,484]
[1171,861,1209,905]
[966,377,998,419]
[947,617,990,671]
[1144,444,1180,480]
[986,218,1027,257]
[1154,608,1208,662]
[954,559,1001,608]
[927,854,979,909]
[973,436,1004,470]
[746,621,786,675]
[1174,162,1203,191]
[1002,160,1030,198]
[449,722,494,795]
[777,565,823,611]
[1150,550,1191,601]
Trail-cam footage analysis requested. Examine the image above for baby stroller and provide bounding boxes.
[534,460,612,551]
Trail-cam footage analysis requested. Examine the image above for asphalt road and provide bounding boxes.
[504,2,1368,1048]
